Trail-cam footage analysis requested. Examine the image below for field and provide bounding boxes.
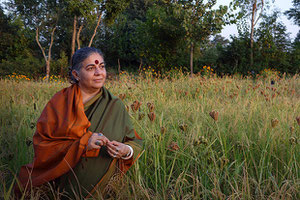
[0,71,299,199]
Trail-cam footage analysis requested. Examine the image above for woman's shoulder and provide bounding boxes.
[48,84,76,105]
[104,87,127,109]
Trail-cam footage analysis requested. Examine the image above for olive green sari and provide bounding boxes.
[57,87,143,199]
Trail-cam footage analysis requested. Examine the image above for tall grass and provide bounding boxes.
[0,72,299,199]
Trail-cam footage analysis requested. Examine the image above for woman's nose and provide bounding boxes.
[94,67,102,75]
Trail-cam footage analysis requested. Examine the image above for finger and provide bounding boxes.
[95,136,110,145]
[106,142,116,149]
[107,143,119,152]
[107,148,119,158]
[96,138,106,146]
[109,141,120,146]
[101,137,110,144]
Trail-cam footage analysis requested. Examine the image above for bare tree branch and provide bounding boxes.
[76,23,84,49]
[35,27,47,63]
[88,11,102,47]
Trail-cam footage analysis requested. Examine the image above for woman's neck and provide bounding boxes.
[79,86,101,104]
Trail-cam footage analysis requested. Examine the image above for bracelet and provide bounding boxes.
[122,145,133,160]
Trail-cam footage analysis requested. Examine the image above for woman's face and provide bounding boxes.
[74,53,106,93]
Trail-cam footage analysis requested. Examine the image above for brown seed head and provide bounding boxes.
[131,100,141,113]
[168,141,180,151]
[179,124,187,132]
[296,116,300,126]
[25,137,33,146]
[265,97,270,102]
[271,118,279,128]
[209,110,218,121]
[118,93,126,100]
[289,136,297,145]
[160,126,167,134]
[147,102,155,112]
[148,112,156,122]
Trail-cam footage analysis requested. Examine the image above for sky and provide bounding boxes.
[215,0,299,40]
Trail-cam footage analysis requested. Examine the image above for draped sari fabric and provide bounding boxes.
[16,84,143,198]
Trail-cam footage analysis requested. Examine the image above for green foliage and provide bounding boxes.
[0,53,44,78]
[255,12,292,73]
[0,0,299,77]
[217,34,252,74]
[100,0,228,72]
[285,0,300,26]
[51,51,69,77]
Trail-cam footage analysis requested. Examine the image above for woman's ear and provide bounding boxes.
[72,70,80,81]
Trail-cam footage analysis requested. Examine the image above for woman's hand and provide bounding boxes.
[87,133,109,150]
[107,141,131,159]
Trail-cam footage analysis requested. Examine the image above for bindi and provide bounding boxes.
[95,60,99,64]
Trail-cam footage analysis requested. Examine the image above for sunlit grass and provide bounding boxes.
[0,72,299,199]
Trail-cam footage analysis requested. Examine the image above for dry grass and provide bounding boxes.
[0,72,299,199]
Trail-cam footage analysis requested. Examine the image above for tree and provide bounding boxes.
[231,0,274,68]
[67,0,132,58]
[217,33,251,74]
[6,0,62,80]
[106,0,228,72]
[0,5,16,61]
[255,12,291,72]
[285,0,300,26]
[176,0,228,75]
[197,35,229,71]
[289,33,300,73]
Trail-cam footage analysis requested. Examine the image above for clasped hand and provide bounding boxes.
[87,133,130,159]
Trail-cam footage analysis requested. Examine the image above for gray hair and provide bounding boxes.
[69,47,104,84]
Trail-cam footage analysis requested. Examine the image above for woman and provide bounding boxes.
[16,47,143,198]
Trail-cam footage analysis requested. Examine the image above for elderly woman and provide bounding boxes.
[16,47,143,198]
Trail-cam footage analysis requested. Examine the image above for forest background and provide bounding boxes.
[0,0,299,79]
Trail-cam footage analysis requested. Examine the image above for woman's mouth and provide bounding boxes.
[94,79,103,83]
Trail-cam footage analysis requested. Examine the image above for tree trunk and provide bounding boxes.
[36,27,47,63]
[88,11,102,47]
[190,42,194,76]
[118,58,121,74]
[71,16,77,59]
[139,58,143,74]
[76,23,84,50]
[250,0,256,68]
[36,27,48,81]
[35,26,56,81]
[47,26,56,80]
[45,60,50,81]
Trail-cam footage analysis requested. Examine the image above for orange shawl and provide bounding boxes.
[17,84,92,191]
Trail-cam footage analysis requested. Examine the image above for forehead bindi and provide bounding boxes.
[83,53,104,67]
